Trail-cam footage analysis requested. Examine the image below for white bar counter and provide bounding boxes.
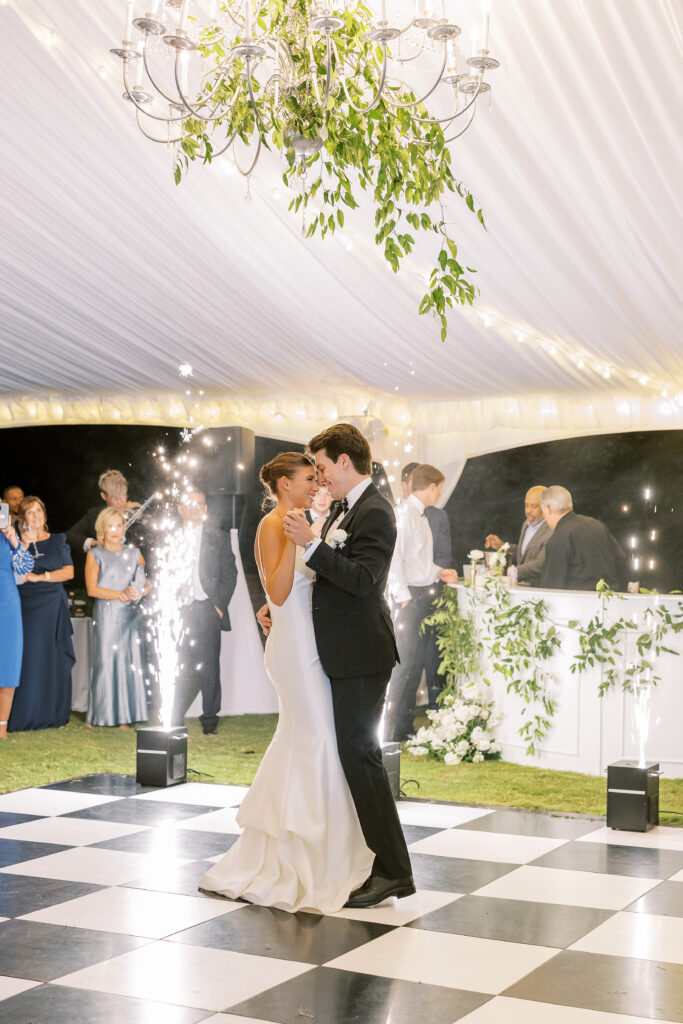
[453,583,683,778]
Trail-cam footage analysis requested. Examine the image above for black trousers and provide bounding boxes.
[330,669,412,881]
[384,587,435,742]
[173,600,223,732]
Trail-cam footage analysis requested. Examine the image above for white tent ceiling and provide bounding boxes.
[1,0,682,474]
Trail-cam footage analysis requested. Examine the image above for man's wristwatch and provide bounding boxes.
[44,571,51,582]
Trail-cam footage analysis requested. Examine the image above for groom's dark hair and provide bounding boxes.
[308,423,372,476]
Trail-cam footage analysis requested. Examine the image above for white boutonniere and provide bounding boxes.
[327,528,349,550]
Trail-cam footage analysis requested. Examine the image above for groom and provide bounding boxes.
[280,423,414,908]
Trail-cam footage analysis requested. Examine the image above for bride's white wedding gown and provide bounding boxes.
[198,541,373,913]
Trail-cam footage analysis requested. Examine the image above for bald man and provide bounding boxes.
[485,485,552,587]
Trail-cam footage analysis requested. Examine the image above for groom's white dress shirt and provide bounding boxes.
[303,477,373,563]
[390,494,440,604]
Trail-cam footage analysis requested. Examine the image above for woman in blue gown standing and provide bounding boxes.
[9,497,75,733]
[0,521,34,738]
[85,507,149,728]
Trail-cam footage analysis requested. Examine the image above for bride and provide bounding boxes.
[199,452,373,913]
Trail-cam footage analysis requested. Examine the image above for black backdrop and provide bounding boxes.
[445,429,683,593]
[2,424,682,592]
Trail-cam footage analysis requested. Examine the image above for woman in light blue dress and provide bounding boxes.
[85,508,149,728]
[0,523,34,738]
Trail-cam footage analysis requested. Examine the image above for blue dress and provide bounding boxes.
[9,534,75,732]
[0,536,34,690]
[87,545,148,727]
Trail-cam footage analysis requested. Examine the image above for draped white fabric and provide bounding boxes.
[1,0,682,484]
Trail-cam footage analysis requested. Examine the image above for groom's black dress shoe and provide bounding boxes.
[344,875,416,909]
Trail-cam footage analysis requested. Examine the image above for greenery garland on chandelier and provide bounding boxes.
[424,579,683,757]
[173,0,487,340]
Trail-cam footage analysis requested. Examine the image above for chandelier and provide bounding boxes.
[110,0,500,337]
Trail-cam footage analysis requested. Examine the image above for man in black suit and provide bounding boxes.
[172,489,237,735]
[486,485,552,587]
[540,485,627,591]
[3,486,24,532]
[66,469,142,581]
[280,423,413,909]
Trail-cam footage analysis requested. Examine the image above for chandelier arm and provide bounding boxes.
[245,56,265,135]
[336,40,388,114]
[210,131,239,157]
[173,52,228,123]
[309,30,333,109]
[403,94,477,146]
[134,106,184,143]
[410,77,482,125]
[122,63,187,121]
[382,46,448,109]
[141,37,182,107]
[233,131,262,176]
[442,103,477,143]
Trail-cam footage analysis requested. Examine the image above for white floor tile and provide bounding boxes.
[329,889,462,926]
[0,789,116,816]
[576,826,683,851]
[132,783,248,807]
[174,808,242,834]
[571,910,683,965]
[0,845,188,886]
[53,938,313,1012]
[22,884,241,938]
[458,995,683,1024]
[408,828,567,864]
[0,975,41,1001]
[397,801,492,828]
[0,816,149,846]
[473,865,659,910]
[669,869,683,882]
[326,926,559,994]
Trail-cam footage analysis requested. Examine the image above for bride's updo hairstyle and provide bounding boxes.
[260,452,315,508]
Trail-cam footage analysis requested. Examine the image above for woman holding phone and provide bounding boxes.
[0,512,34,739]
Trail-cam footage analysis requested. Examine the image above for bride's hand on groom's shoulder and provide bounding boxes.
[256,603,272,636]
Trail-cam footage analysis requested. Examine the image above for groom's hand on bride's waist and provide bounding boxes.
[256,603,272,636]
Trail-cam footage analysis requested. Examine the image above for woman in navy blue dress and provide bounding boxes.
[9,497,75,733]
[0,522,34,738]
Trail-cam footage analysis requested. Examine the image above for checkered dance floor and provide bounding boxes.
[1,775,683,1023]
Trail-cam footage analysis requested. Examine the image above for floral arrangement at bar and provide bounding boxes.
[405,691,501,764]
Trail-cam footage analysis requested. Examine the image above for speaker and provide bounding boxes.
[196,426,255,496]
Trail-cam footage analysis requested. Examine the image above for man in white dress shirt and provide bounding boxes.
[485,485,551,587]
[383,465,458,742]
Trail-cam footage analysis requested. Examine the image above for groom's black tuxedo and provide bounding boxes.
[308,484,399,678]
[307,482,411,882]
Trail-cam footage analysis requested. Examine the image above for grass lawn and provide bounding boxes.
[1,712,682,826]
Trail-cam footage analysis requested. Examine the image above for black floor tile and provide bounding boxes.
[226,966,490,1023]
[93,828,237,860]
[457,809,603,840]
[0,811,43,828]
[0,873,104,917]
[409,893,615,947]
[530,840,683,879]
[0,837,71,869]
[0,919,148,981]
[170,904,392,963]
[0,984,209,1024]
[61,798,217,826]
[123,858,224,897]
[504,949,683,1020]
[41,773,154,797]
[410,852,517,893]
[626,880,683,918]
[401,824,444,845]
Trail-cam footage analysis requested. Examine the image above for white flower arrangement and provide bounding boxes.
[468,549,484,563]
[491,541,509,572]
[327,528,349,550]
[405,692,502,765]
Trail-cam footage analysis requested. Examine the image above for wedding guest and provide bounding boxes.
[85,508,149,728]
[400,462,419,501]
[485,485,551,587]
[67,469,141,580]
[305,483,333,536]
[540,486,627,591]
[0,522,33,739]
[3,486,24,531]
[172,490,237,735]
[384,464,458,742]
[8,497,75,733]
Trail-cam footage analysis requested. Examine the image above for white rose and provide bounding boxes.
[455,738,470,756]
[470,726,484,740]
[475,736,491,751]
[327,528,348,549]
[472,752,484,763]
[480,708,490,720]
[444,752,461,765]
[454,705,469,723]
[408,745,428,757]
[468,549,484,561]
